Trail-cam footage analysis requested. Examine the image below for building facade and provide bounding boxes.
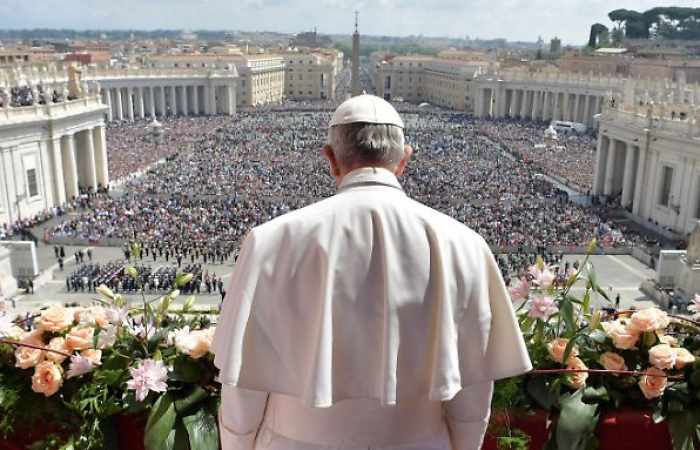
[594,96,700,236]
[282,50,342,100]
[375,55,488,111]
[147,54,285,107]
[0,83,108,227]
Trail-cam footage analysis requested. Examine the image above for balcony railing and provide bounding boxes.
[0,94,105,124]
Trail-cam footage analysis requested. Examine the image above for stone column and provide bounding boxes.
[603,140,617,196]
[93,126,109,188]
[676,159,695,230]
[83,129,98,190]
[593,135,607,195]
[583,95,592,127]
[127,87,135,121]
[643,150,661,218]
[114,88,124,121]
[169,85,177,116]
[61,134,79,200]
[159,86,167,117]
[632,145,648,217]
[104,89,113,122]
[0,147,17,225]
[149,87,156,118]
[207,85,217,115]
[227,85,236,115]
[553,91,560,121]
[181,86,189,116]
[50,137,66,205]
[193,85,200,115]
[621,142,636,208]
[553,92,571,120]
[137,87,145,119]
[531,91,539,120]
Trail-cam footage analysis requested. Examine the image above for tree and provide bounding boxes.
[588,23,609,48]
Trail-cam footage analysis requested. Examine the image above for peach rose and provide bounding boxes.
[566,356,589,389]
[75,307,109,328]
[15,345,45,369]
[547,338,579,364]
[649,344,677,370]
[176,328,215,359]
[599,352,627,372]
[638,367,667,400]
[674,348,696,369]
[65,327,95,351]
[45,337,70,364]
[81,349,102,366]
[658,335,678,347]
[629,308,669,333]
[31,361,63,397]
[37,305,74,333]
[602,320,639,350]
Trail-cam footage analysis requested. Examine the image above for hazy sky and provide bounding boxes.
[1,0,699,45]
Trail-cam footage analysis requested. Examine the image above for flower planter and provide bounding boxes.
[115,413,148,450]
[482,408,672,450]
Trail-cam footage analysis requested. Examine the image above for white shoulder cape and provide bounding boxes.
[212,196,532,408]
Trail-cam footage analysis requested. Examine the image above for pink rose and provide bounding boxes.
[45,337,69,364]
[66,327,95,351]
[638,367,667,400]
[547,338,578,364]
[599,352,627,372]
[629,308,670,333]
[31,361,63,397]
[175,328,215,359]
[565,357,588,389]
[649,344,677,370]
[37,305,74,332]
[674,348,696,369]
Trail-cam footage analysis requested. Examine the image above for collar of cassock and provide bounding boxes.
[337,166,404,194]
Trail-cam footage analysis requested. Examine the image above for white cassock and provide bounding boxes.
[212,167,532,450]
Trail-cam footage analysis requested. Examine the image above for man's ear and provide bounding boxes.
[322,144,342,178]
[394,145,413,177]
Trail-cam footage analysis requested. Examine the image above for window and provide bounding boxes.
[26,169,38,197]
[658,166,674,207]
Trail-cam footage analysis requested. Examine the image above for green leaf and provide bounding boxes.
[174,386,209,415]
[555,389,599,450]
[667,410,700,450]
[582,386,609,403]
[527,376,558,410]
[171,356,202,383]
[163,421,189,450]
[145,392,177,450]
[560,299,577,337]
[182,407,220,450]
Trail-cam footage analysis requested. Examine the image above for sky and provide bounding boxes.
[1,0,699,45]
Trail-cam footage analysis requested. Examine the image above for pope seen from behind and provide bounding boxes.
[212,94,533,450]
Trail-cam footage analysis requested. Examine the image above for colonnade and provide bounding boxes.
[0,124,107,227]
[101,83,236,122]
[50,126,108,203]
[474,85,605,127]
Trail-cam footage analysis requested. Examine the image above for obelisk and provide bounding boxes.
[351,11,361,97]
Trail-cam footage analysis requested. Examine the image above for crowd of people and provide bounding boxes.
[46,108,645,259]
[479,118,597,193]
[65,260,225,297]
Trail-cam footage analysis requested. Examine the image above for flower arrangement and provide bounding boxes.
[492,242,700,450]
[0,266,220,450]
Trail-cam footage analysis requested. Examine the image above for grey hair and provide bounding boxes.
[327,122,405,168]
